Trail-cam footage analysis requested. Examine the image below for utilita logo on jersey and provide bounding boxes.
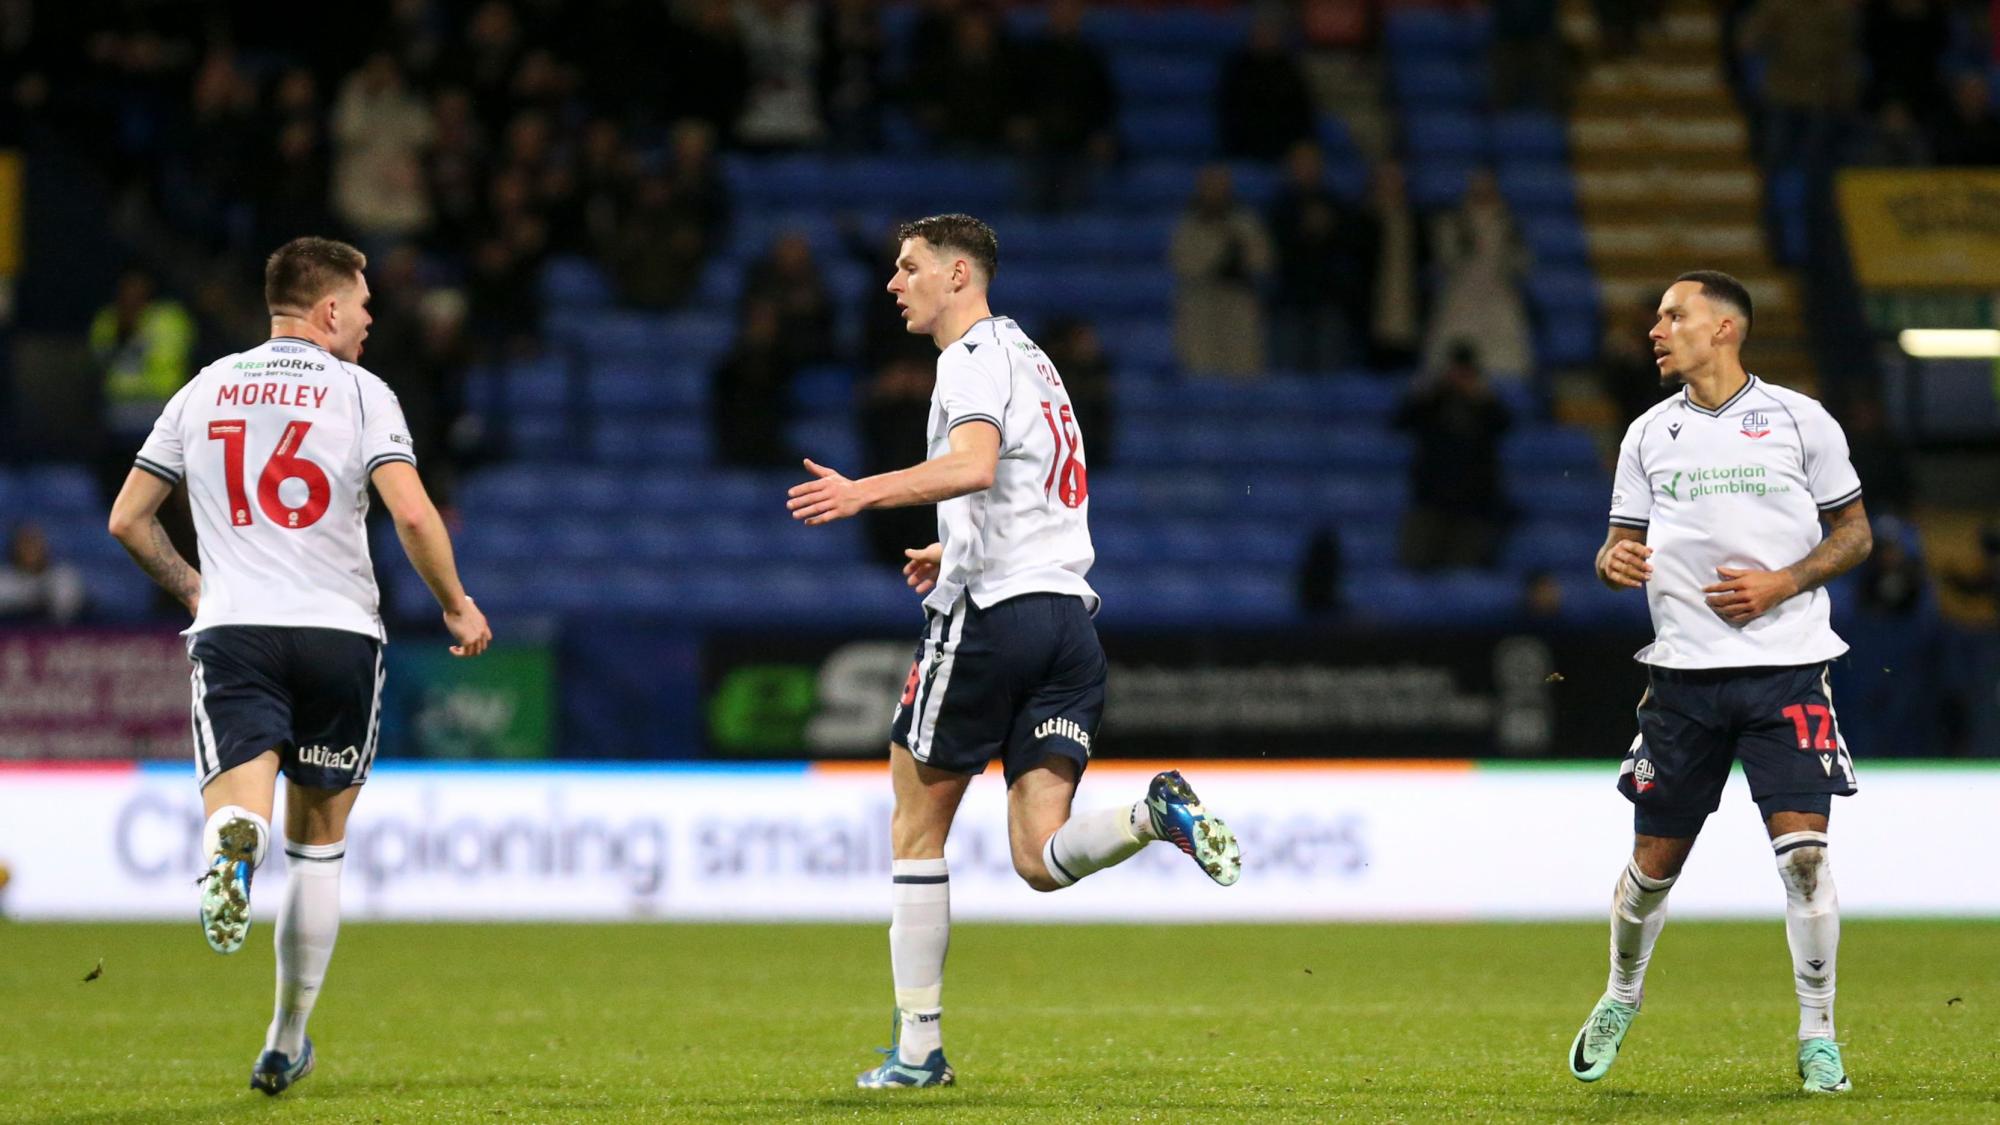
[1739,411,1771,439]
[298,744,361,770]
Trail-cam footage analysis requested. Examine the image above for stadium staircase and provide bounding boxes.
[1559,0,1817,420]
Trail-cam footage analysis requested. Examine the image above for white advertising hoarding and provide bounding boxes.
[0,762,1993,921]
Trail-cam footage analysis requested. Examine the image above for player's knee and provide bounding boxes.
[1777,844,1830,903]
[1011,849,1062,892]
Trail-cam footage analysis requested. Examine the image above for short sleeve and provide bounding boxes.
[1801,403,1863,511]
[357,371,418,473]
[1609,415,1653,530]
[133,381,194,485]
[934,338,1008,435]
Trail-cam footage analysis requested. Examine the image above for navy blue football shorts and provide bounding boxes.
[1618,662,1858,837]
[889,592,1106,786]
[187,625,385,790]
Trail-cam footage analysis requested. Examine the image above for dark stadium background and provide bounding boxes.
[2,0,1997,766]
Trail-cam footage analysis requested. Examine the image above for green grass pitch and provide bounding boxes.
[2,920,1994,1123]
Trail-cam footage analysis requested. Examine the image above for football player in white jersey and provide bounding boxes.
[1566,271,1872,1094]
[106,237,490,1095]
[787,214,1242,1089]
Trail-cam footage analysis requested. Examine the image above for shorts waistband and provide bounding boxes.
[1647,662,1822,683]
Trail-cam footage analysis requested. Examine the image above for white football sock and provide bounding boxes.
[1774,831,1838,1040]
[1606,860,1675,1005]
[890,858,949,1064]
[265,840,344,1058]
[203,805,271,869]
[1042,805,1148,888]
[1129,799,1157,842]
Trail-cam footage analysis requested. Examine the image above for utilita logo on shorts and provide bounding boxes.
[1033,716,1091,752]
[298,744,360,770]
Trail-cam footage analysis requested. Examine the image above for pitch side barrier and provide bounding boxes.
[1,761,1995,921]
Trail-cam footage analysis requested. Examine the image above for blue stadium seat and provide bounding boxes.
[791,365,857,413]
[540,256,613,309]
[36,513,125,564]
[1082,7,1251,50]
[1537,318,1601,368]
[592,419,709,465]
[1118,161,1199,208]
[1346,569,1519,627]
[1339,523,1401,568]
[23,465,100,514]
[1404,110,1489,159]
[458,466,556,514]
[1497,161,1578,213]
[587,363,706,412]
[1525,269,1601,321]
[78,562,156,621]
[1392,59,1488,108]
[507,414,570,461]
[1503,427,1601,471]
[1120,106,1208,158]
[1384,7,1492,54]
[1110,52,1218,101]
[787,416,861,470]
[1098,318,1178,370]
[1314,473,1407,518]
[1501,520,1604,573]
[1408,161,1473,208]
[1521,215,1590,264]
[1492,111,1568,160]
[1511,473,1610,519]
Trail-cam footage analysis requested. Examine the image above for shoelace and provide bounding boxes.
[1589,1005,1627,1045]
[1801,1040,1843,1078]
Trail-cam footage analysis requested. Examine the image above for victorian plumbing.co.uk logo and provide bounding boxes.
[1661,465,1792,502]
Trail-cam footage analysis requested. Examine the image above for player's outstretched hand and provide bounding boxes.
[444,595,492,657]
[787,459,865,525]
[903,543,943,594]
[1601,540,1654,587]
[1703,566,1797,626]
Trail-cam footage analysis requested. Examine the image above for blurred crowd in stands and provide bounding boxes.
[2,0,1996,633]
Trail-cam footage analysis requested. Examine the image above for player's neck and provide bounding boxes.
[270,317,334,352]
[1682,360,1749,411]
[931,299,994,351]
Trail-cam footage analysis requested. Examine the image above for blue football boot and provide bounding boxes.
[1146,770,1242,886]
[856,1011,955,1089]
[198,815,260,954]
[250,1037,315,1095]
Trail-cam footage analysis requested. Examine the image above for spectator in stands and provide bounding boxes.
[606,166,707,311]
[1170,165,1273,376]
[1858,516,1930,615]
[741,231,835,366]
[331,52,435,246]
[733,0,825,149]
[1597,298,1666,427]
[1366,158,1423,371]
[1269,142,1373,373]
[1042,316,1116,469]
[1492,0,1567,112]
[909,6,1016,150]
[818,0,888,151]
[1863,0,1950,128]
[1850,99,1934,166]
[847,217,939,372]
[1008,0,1119,212]
[667,119,732,245]
[90,268,195,490]
[455,0,524,132]
[254,107,338,257]
[1738,0,1862,244]
[359,245,470,493]
[859,358,939,565]
[1394,344,1513,570]
[1424,170,1531,377]
[1297,524,1346,616]
[712,299,797,467]
[1522,570,1565,620]
[0,523,86,625]
[182,48,262,237]
[425,86,488,251]
[1593,0,1663,59]
[1842,397,1914,516]
[1932,72,2000,166]
[671,0,753,143]
[1217,12,1316,161]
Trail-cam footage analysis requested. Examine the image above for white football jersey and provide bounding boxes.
[1609,375,1863,669]
[924,316,1098,615]
[135,336,416,640]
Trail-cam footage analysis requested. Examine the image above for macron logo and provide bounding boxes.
[1033,717,1091,751]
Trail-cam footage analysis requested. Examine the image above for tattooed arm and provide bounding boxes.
[1703,499,1873,625]
[107,469,200,615]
